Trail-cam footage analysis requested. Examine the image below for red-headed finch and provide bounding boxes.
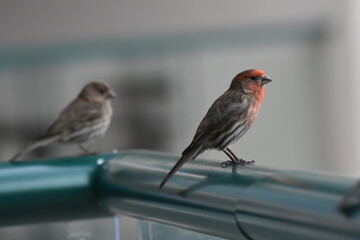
[9,81,116,162]
[159,69,271,189]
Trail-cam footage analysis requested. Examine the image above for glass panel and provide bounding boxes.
[139,220,227,240]
[0,217,117,240]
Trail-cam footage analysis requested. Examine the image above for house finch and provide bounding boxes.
[159,69,271,190]
[9,81,116,162]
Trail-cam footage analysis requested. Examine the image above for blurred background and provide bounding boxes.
[0,0,359,239]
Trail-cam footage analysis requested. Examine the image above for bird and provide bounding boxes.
[9,81,116,162]
[159,69,272,190]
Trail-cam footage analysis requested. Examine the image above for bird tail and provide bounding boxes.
[159,145,203,190]
[9,135,60,162]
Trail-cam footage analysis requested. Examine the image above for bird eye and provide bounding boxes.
[98,89,105,94]
[250,76,257,81]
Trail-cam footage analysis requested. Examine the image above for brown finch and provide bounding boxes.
[159,69,271,189]
[9,81,116,162]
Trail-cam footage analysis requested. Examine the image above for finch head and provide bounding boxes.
[79,81,116,102]
[231,69,272,93]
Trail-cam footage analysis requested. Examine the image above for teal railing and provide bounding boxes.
[0,150,359,240]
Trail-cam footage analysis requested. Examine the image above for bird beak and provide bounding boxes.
[260,75,272,86]
[108,90,117,99]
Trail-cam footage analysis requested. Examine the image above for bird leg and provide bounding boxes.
[79,144,98,155]
[221,149,237,168]
[221,148,255,168]
[227,148,255,165]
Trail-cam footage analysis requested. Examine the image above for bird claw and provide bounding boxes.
[220,161,232,168]
[236,159,255,165]
[82,150,100,156]
[220,159,255,168]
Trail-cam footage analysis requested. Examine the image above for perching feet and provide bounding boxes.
[79,144,101,155]
[81,150,100,155]
[220,159,255,168]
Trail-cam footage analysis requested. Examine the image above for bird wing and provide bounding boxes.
[184,89,249,153]
[44,99,103,137]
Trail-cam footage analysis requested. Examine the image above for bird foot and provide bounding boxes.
[82,150,100,156]
[220,159,255,168]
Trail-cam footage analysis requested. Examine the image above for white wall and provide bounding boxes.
[0,0,357,174]
[0,0,343,47]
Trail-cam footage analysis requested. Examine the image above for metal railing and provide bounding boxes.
[0,150,359,240]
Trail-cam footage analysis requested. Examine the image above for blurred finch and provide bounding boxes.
[9,81,116,162]
[159,69,272,189]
